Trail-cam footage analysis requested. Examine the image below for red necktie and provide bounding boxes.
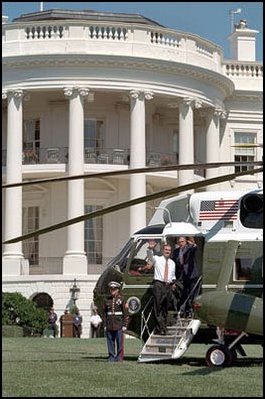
[164,259,169,282]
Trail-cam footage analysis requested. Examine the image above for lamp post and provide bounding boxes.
[70,278,80,305]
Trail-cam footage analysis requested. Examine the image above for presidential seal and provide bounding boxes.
[127,296,141,314]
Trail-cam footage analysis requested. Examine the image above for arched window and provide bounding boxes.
[32,292,53,312]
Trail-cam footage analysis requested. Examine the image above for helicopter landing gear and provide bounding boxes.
[206,331,247,367]
[205,344,233,367]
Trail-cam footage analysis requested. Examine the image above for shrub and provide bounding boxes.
[2,292,49,336]
[2,325,24,337]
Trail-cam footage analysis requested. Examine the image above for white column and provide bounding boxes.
[129,90,153,235]
[178,98,201,187]
[205,107,225,190]
[63,87,89,275]
[2,89,24,276]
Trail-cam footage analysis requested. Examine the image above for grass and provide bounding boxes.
[2,337,263,397]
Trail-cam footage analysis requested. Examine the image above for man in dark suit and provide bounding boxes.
[48,307,58,337]
[172,237,199,317]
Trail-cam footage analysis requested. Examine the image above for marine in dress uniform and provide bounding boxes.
[103,281,128,362]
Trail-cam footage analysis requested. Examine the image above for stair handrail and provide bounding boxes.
[140,296,154,342]
[178,275,203,317]
[172,276,203,351]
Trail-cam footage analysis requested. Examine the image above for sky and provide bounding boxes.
[2,2,263,61]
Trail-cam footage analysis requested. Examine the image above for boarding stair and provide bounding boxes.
[138,277,202,363]
[138,314,201,363]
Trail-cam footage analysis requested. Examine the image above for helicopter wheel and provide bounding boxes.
[205,345,233,367]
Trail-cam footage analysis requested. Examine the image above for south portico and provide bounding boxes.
[2,82,230,277]
[2,8,262,344]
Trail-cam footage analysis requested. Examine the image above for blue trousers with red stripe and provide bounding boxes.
[106,329,124,362]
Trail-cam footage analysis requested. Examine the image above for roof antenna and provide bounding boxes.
[229,8,241,33]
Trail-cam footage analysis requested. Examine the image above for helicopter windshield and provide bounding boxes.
[107,238,134,273]
[128,238,164,276]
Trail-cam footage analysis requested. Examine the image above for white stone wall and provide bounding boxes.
[2,276,99,338]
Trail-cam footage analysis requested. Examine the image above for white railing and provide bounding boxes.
[149,30,180,48]
[2,21,222,72]
[25,24,65,39]
[3,21,262,78]
[223,62,263,78]
[88,25,128,40]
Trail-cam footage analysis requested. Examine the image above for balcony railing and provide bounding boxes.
[22,147,68,164]
[223,61,263,78]
[29,257,63,275]
[2,20,223,73]
[28,256,111,275]
[3,20,263,88]
[2,148,182,167]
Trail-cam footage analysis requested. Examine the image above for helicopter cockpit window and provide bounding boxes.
[128,238,163,276]
[108,238,134,273]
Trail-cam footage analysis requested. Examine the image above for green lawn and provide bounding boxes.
[2,337,263,397]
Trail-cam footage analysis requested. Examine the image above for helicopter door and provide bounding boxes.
[124,236,164,285]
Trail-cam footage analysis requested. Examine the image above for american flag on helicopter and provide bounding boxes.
[199,199,239,220]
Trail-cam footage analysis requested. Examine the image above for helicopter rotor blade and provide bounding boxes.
[2,161,262,189]
[3,166,262,244]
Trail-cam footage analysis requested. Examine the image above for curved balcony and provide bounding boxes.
[2,20,223,73]
[3,20,262,96]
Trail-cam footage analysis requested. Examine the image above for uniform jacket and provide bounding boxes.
[103,293,129,331]
[172,244,199,281]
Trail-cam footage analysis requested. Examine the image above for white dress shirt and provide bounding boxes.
[147,249,176,283]
[90,314,102,327]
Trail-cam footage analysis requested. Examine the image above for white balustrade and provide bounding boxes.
[3,20,262,78]
[3,21,222,72]
[224,62,263,78]
[25,24,65,39]
[196,43,213,59]
[88,25,128,40]
[149,30,180,47]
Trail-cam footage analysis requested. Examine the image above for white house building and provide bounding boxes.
[2,9,263,337]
